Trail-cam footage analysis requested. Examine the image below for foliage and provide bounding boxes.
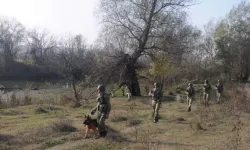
[214,1,250,81]
[148,55,176,86]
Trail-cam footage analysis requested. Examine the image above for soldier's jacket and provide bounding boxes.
[203,83,211,94]
[186,86,195,97]
[150,88,163,101]
[95,92,111,114]
[216,83,223,93]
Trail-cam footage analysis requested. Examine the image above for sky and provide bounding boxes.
[0,0,248,44]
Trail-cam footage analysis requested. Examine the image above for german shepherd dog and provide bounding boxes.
[83,115,99,138]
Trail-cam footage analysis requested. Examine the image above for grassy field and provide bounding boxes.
[1,86,250,150]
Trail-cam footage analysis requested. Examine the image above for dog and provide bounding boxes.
[83,115,99,138]
[126,92,131,100]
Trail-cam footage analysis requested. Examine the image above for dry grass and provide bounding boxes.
[51,119,77,132]
[1,85,250,150]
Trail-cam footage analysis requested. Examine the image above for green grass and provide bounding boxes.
[1,89,250,150]
[40,139,66,150]
[74,143,124,150]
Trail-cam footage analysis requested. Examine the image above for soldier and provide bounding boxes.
[215,80,223,104]
[203,79,212,107]
[185,83,195,112]
[91,85,111,137]
[149,82,163,123]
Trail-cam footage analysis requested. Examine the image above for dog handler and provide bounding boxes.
[91,85,111,137]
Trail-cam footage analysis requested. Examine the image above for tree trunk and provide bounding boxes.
[128,80,141,96]
[125,63,141,96]
[72,79,82,107]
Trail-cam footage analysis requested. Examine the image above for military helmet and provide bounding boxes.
[154,82,160,87]
[97,85,105,92]
[205,79,208,83]
[188,83,193,86]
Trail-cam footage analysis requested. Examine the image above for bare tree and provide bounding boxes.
[97,0,197,96]
[200,21,218,79]
[57,34,97,107]
[26,29,57,66]
[0,17,25,68]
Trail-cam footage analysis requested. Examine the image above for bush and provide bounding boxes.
[127,118,142,126]
[51,119,77,132]
[41,140,65,149]
[110,115,128,122]
[23,89,32,105]
[35,107,49,114]
[168,91,175,95]
[35,105,63,114]
[221,87,250,115]
[190,122,203,131]
[9,91,20,107]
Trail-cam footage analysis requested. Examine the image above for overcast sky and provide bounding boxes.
[0,0,248,44]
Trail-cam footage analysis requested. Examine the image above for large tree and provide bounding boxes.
[0,17,25,68]
[214,1,250,81]
[97,0,198,96]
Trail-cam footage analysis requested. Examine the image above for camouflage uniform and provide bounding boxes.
[185,83,195,112]
[215,80,223,104]
[150,82,163,123]
[203,80,211,107]
[91,85,111,137]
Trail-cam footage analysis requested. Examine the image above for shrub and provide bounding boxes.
[110,115,128,122]
[51,119,77,132]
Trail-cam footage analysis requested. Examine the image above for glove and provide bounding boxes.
[91,110,96,115]
[106,113,109,119]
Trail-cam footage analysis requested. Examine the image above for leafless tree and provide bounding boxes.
[57,34,97,107]
[0,17,25,68]
[26,29,57,66]
[97,0,198,96]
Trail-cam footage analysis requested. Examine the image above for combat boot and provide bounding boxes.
[154,116,158,123]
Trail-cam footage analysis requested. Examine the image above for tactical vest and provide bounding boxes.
[152,88,162,100]
[187,87,195,97]
[203,84,211,93]
[216,84,223,93]
[98,93,108,113]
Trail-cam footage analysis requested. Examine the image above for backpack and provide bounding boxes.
[153,88,162,100]
[204,84,211,93]
[188,87,195,97]
[217,84,223,93]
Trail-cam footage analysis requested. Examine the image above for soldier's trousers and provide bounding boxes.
[187,96,193,108]
[203,93,210,106]
[97,112,107,131]
[217,92,222,103]
[152,100,161,119]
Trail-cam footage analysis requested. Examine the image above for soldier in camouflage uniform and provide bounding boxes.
[149,82,163,123]
[215,80,223,104]
[203,80,211,107]
[185,83,195,112]
[91,85,111,137]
